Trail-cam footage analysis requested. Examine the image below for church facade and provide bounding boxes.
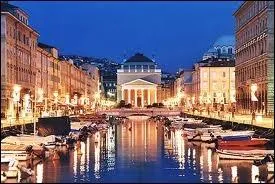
[117,53,161,107]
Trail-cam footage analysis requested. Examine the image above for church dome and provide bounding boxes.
[213,35,235,47]
[124,53,155,64]
[207,48,217,53]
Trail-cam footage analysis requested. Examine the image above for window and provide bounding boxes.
[212,72,217,78]
[217,48,221,55]
[212,82,217,89]
[18,31,21,41]
[130,65,135,72]
[222,82,226,88]
[203,72,207,78]
[202,82,207,89]
[228,48,233,54]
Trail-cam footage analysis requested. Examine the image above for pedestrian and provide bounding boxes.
[252,111,256,124]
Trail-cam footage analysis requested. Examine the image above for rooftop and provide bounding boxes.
[0,1,28,16]
[213,35,235,47]
[38,42,57,49]
[124,53,155,64]
[200,59,235,67]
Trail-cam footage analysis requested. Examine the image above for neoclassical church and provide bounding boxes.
[117,53,161,107]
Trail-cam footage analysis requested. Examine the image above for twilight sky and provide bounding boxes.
[13,1,242,73]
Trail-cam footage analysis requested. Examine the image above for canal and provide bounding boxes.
[22,116,270,183]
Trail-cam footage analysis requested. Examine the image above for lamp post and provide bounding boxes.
[13,85,21,123]
[251,83,258,125]
[94,91,101,112]
[53,91,58,117]
[230,89,236,119]
[36,88,44,118]
[65,94,70,116]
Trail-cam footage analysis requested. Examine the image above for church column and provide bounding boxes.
[154,88,157,103]
[128,89,131,104]
[141,89,144,108]
[135,89,137,107]
[122,88,125,101]
[147,89,150,105]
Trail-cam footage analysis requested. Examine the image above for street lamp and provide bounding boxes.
[53,91,58,116]
[94,91,101,112]
[13,84,21,122]
[251,83,258,125]
[65,94,70,116]
[230,89,236,118]
[36,88,44,117]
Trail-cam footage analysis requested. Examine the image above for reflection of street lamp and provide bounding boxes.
[230,89,236,118]
[13,84,21,122]
[251,83,258,124]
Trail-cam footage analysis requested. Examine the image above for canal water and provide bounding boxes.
[19,116,270,183]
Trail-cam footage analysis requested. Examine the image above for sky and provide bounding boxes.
[13,1,242,73]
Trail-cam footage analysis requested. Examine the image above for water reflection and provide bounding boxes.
[24,116,269,183]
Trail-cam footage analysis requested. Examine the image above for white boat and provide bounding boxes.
[267,162,274,172]
[1,171,7,182]
[215,130,255,138]
[217,149,274,160]
[1,150,31,163]
[1,135,56,149]
[1,144,43,163]
[187,126,223,141]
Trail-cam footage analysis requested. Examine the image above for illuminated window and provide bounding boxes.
[212,72,217,78]
[203,72,207,78]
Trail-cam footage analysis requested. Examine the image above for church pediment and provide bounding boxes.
[122,79,157,86]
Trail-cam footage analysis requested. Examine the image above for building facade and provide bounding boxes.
[234,1,274,116]
[117,53,161,107]
[1,2,39,118]
[192,58,235,112]
[59,58,100,111]
[181,69,193,100]
[1,2,100,119]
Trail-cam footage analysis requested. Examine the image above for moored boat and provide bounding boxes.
[267,162,274,172]
[218,138,269,147]
[1,135,56,149]
[217,149,274,160]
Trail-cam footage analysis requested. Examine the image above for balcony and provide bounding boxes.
[117,69,161,73]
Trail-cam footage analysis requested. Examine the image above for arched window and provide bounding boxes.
[222,46,227,53]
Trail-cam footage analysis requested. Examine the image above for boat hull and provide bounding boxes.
[218,138,269,147]
[267,162,274,173]
[217,149,274,160]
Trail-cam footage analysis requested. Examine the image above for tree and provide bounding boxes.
[158,103,164,108]
[125,103,132,108]
[117,100,126,108]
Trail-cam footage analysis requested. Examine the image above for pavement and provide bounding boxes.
[185,111,274,129]
[1,117,38,129]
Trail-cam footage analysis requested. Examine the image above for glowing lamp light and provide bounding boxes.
[12,84,21,102]
[65,94,70,104]
[13,84,21,93]
[251,83,258,102]
[53,91,58,103]
[37,88,44,103]
[251,83,257,92]
[73,94,78,105]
